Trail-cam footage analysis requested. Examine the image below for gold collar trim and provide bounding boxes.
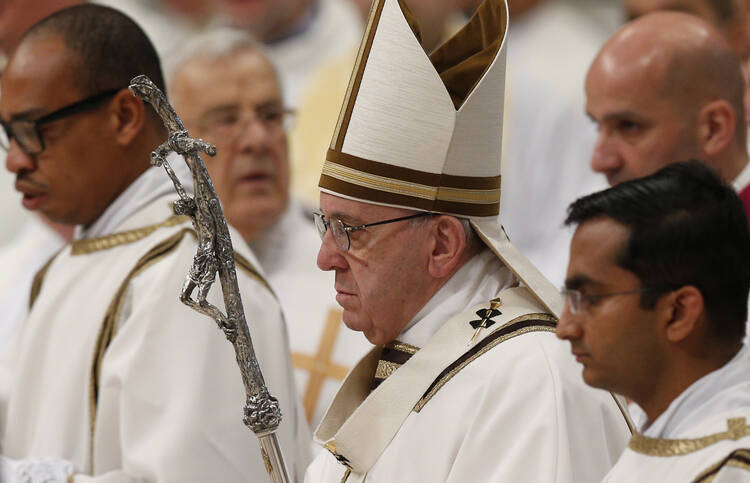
[71,214,189,255]
[629,418,750,457]
[384,340,420,355]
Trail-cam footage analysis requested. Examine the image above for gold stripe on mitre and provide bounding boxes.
[320,150,501,217]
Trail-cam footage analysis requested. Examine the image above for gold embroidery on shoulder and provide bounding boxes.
[630,418,750,457]
[71,214,189,255]
[694,448,750,482]
[413,313,556,412]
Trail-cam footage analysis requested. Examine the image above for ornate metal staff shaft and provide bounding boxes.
[128,75,290,483]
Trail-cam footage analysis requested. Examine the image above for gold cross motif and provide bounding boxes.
[470,297,502,343]
[291,308,350,423]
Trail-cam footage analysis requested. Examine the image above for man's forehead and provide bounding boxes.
[568,218,631,283]
[174,51,281,109]
[587,50,674,113]
[319,193,412,222]
[1,34,79,116]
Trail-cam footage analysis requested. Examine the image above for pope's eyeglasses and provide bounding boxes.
[313,210,430,251]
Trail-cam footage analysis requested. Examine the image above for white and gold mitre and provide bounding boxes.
[319,0,563,317]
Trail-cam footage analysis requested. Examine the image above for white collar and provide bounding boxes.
[642,345,750,438]
[398,249,517,348]
[75,152,194,240]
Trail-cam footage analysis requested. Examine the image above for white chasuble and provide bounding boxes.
[0,195,310,482]
[305,256,632,482]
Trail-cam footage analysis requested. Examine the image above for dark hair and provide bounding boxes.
[566,160,750,342]
[25,4,165,96]
[711,0,736,24]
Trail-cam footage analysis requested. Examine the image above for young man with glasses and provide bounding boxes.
[304,0,631,481]
[168,28,372,430]
[558,161,750,481]
[0,5,311,482]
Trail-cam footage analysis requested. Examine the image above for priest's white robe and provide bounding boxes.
[305,251,632,482]
[249,203,372,429]
[0,163,310,482]
[603,346,750,482]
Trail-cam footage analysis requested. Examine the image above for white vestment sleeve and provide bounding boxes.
[75,237,310,482]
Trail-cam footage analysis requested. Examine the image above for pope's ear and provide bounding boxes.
[427,215,466,278]
[662,286,704,343]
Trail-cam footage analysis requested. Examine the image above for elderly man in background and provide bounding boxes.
[586,12,750,216]
[213,0,362,107]
[305,0,631,481]
[0,5,309,481]
[558,161,750,481]
[168,28,372,429]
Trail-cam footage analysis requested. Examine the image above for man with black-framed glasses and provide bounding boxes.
[558,161,750,481]
[0,5,310,483]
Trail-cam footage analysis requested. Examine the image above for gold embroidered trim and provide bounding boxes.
[384,340,420,355]
[612,392,637,435]
[234,250,274,295]
[322,160,500,204]
[414,314,556,412]
[340,468,352,483]
[726,458,750,472]
[694,449,750,482]
[29,252,60,310]
[629,418,750,457]
[375,360,400,380]
[71,214,189,255]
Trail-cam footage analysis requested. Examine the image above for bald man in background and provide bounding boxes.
[585,11,750,218]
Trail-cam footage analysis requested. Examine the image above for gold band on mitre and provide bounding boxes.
[321,150,501,217]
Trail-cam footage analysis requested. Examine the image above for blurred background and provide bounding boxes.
[0,0,695,287]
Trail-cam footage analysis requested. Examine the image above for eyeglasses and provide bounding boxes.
[561,287,664,314]
[196,104,295,142]
[0,88,122,155]
[313,210,431,251]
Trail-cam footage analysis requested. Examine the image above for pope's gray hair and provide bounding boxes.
[410,213,485,255]
[164,27,278,88]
